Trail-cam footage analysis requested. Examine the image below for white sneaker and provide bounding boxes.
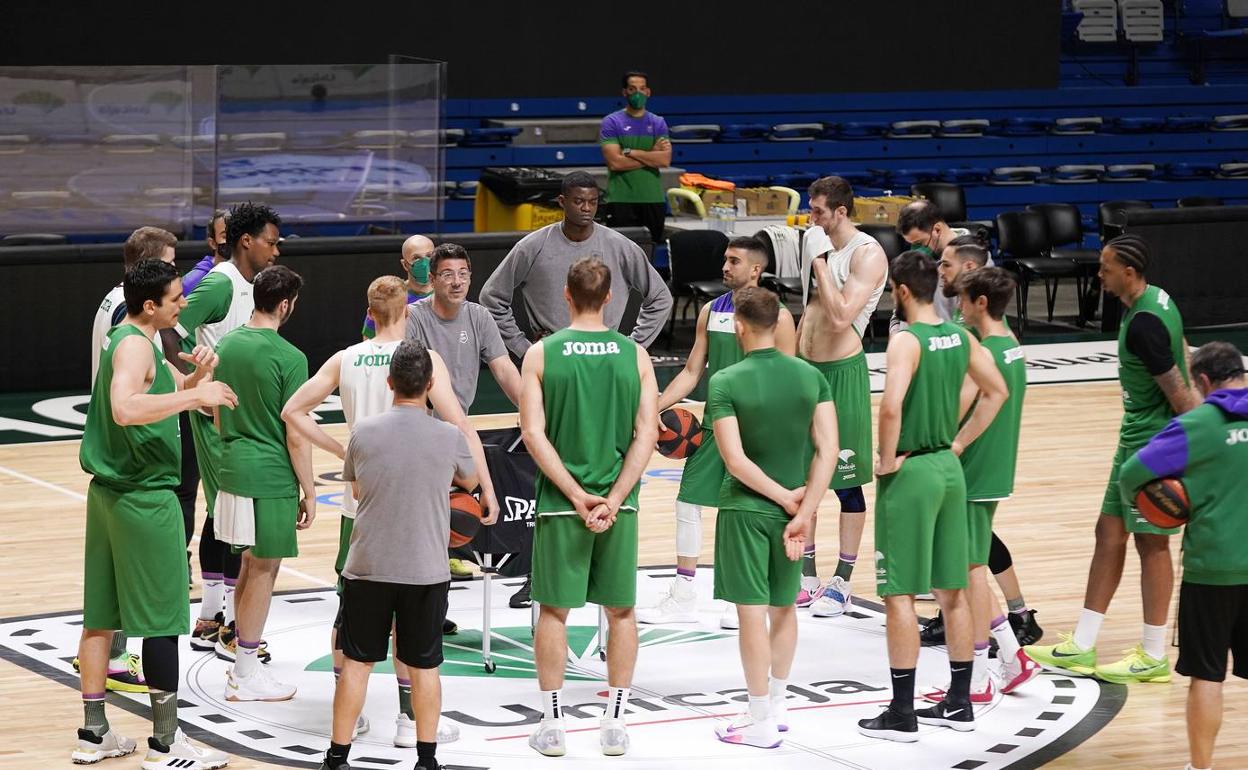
[810,576,852,617]
[719,603,739,630]
[916,592,936,601]
[224,666,295,702]
[394,714,460,746]
[600,717,629,756]
[795,575,824,607]
[141,728,229,769]
[714,712,782,748]
[528,718,566,757]
[636,577,698,624]
[352,713,370,739]
[772,695,789,732]
[72,728,136,764]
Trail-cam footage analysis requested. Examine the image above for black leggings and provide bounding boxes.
[198,514,241,579]
[175,411,198,549]
[142,636,179,692]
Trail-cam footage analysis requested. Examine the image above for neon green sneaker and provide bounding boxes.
[1024,633,1097,676]
[449,558,473,581]
[72,652,148,693]
[1094,645,1171,684]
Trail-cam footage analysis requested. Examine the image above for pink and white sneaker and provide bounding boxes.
[1000,649,1042,694]
[795,576,824,608]
[714,713,782,749]
[922,676,995,704]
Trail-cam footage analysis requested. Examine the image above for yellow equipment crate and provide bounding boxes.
[473,185,564,232]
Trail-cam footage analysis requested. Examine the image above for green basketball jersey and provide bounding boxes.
[706,348,833,517]
[704,292,746,422]
[1118,284,1188,447]
[80,324,181,491]
[536,328,642,514]
[214,326,309,498]
[960,334,1027,500]
[897,321,971,454]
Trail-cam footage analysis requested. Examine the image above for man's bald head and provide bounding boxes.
[401,234,435,261]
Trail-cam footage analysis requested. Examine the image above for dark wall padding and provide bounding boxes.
[1121,206,1248,329]
[0,228,651,393]
[0,1,1059,96]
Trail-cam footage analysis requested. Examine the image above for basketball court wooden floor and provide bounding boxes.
[1,380,1244,769]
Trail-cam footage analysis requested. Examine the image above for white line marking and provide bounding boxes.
[0,463,86,501]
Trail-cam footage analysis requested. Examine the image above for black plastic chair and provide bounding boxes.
[667,229,729,327]
[1027,202,1100,324]
[752,228,803,301]
[910,182,968,223]
[1177,195,1223,207]
[995,210,1083,333]
[858,223,907,261]
[1098,199,1153,242]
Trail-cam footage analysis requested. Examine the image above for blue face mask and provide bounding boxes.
[409,256,430,284]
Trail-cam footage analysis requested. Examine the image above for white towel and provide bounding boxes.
[215,491,256,548]
[800,226,833,307]
[759,224,802,278]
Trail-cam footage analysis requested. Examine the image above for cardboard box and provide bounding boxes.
[851,195,919,226]
[741,187,789,216]
[699,189,735,209]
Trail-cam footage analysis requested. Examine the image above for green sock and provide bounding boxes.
[800,545,818,578]
[834,554,857,581]
[397,678,414,719]
[83,696,109,737]
[108,631,128,662]
[149,689,178,746]
[1007,596,1027,613]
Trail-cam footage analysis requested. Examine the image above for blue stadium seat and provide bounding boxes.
[940,119,991,137]
[769,123,823,141]
[990,166,1043,184]
[817,122,841,140]
[1213,114,1248,130]
[888,120,941,138]
[839,121,889,138]
[1051,116,1104,134]
[943,167,991,184]
[459,127,521,147]
[1164,115,1211,131]
[1107,116,1166,132]
[994,117,1052,135]
[1051,164,1106,183]
[669,124,721,143]
[1162,161,1218,179]
[1219,161,1248,178]
[718,123,771,142]
[1102,163,1157,181]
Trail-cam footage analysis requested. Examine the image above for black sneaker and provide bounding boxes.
[915,698,975,732]
[509,576,532,609]
[319,760,352,770]
[919,611,945,645]
[1009,609,1043,646]
[414,762,442,770]
[856,707,918,742]
[442,618,459,636]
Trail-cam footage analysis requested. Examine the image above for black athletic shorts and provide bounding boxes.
[337,578,449,668]
[1176,581,1248,682]
[604,201,666,245]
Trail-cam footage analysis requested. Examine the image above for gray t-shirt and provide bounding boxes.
[341,405,475,585]
[478,222,673,358]
[405,299,507,412]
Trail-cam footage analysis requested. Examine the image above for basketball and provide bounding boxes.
[1135,478,1191,529]
[450,489,484,547]
[657,407,703,459]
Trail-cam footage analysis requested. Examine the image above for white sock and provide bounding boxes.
[233,639,260,677]
[748,694,770,722]
[1141,623,1167,660]
[540,689,562,721]
[769,677,788,701]
[1073,608,1104,650]
[991,615,1021,660]
[605,687,629,720]
[223,581,237,626]
[972,643,990,685]
[200,578,224,620]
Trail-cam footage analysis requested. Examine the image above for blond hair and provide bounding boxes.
[367,275,408,327]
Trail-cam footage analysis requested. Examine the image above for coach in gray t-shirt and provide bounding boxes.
[341,341,478,586]
[406,243,521,412]
[479,171,672,358]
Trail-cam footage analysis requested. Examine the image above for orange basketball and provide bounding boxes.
[449,490,484,547]
[1135,478,1190,529]
[657,407,703,459]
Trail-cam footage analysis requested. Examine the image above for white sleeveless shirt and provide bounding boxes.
[337,338,400,517]
[801,227,887,339]
[195,261,254,350]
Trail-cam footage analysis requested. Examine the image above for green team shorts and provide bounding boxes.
[334,515,355,594]
[967,500,999,566]
[713,509,803,606]
[1101,443,1180,535]
[531,512,638,608]
[229,495,300,560]
[188,410,222,518]
[805,352,873,489]
[677,427,725,508]
[874,450,969,596]
[84,481,190,637]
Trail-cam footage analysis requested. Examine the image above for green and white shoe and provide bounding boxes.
[1094,645,1171,684]
[1024,633,1097,676]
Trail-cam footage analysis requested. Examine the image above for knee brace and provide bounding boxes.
[674,501,703,558]
[988,532,1013,575]
[834,486,867,513]
[141,635,180,693]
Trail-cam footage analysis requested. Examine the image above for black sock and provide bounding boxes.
[948,660,973,703]
[324,741,351,769]
[889,668,915,715]
[416,740,437,768]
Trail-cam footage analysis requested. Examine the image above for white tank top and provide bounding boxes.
[91,284,126,383]
[337,338,400,516]
[802,228,887,339]
[196,261,254,350]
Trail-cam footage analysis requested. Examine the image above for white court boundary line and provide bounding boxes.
[0,462,333,589]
